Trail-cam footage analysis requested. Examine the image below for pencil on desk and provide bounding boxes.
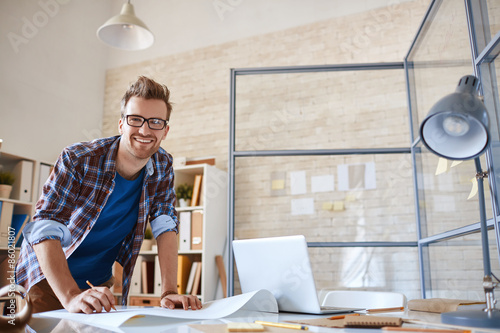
[327,313,361,320]
[366,306,405,313]
[254,320,308,330]
[382,327,471,333]
[86,280,117,311]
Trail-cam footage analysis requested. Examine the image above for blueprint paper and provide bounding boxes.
[37,289,278,331]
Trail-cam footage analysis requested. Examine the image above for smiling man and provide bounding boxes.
[15,76,202,313]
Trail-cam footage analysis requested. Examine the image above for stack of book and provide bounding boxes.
[128,254,202,297]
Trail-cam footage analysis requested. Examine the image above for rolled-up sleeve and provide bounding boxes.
[147,154,179,239]
[23,220,72,247]
[150,215,177,239]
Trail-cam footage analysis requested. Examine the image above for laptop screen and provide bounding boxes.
[233,235,323,313]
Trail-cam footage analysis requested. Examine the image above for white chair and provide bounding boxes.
[321,290,407,310]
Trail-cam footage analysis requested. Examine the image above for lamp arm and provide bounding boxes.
[474,157,498,312]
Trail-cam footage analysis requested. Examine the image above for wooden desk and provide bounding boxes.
[25,307,497,333]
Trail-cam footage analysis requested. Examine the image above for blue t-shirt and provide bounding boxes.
[67,170,144,288]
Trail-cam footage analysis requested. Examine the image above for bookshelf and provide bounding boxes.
[127,163,227,305]
[0,151,53,283]
[0,152,54,245]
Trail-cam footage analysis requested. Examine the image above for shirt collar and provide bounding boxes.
[105,136,154,177]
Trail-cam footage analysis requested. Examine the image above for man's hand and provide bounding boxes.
[33,239,117,314]
[63,286,116,314]
[160,293,202,310]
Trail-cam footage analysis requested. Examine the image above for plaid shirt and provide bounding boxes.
[15,136,178,303]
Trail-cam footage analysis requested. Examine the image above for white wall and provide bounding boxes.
[0,0,110,162]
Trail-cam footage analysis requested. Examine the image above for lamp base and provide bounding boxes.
[441,309,500,328]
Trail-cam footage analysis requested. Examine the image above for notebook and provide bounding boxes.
[233,235,364,314]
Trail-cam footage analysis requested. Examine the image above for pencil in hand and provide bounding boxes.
[86,280,117,311]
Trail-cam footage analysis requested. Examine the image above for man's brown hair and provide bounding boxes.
[121,76,172,119]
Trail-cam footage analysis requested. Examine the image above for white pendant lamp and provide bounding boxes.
[97,0,154,51]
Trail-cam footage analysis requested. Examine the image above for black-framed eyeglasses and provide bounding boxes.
[125,115,168,130]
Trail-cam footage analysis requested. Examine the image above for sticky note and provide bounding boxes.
[271,179,285,190]
[333,201,345,211]
[345,194,356,202]
[322,202,333,210]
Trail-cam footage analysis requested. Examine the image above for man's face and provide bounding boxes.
[118,96,169,161]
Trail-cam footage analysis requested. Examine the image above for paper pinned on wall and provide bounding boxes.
[291,198,314,215]
[311,175,334,193]
[349,164,366,189]
[364,162,376,189]
[290,171,307,195]
[338,162,376,191]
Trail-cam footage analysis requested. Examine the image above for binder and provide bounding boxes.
[178,211,192,252]
[141,260,154,294]
[215,255,227,298]
[38,163,52,199]
[191,174,203,206]
[0,202,14,246]
[10,214,29,247]
[177,255,192,294]
[191,210,203,250]
[112,262,123,294]
[130,256,144,294]
[12,160,34,202]
[154,255,162,295]
[191,261,202,296]
[186,262,199,294]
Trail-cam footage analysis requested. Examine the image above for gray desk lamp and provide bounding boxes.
[97,0,154,50]
[420,75,500,328]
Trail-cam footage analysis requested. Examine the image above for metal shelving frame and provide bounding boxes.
[227,62,414,296]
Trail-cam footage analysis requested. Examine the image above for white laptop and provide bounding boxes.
[233,235,363,314]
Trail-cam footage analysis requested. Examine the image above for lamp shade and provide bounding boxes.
[419,75,489,160]
[97,1,154,51]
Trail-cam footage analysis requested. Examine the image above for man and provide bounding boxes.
[15,76,202,313]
